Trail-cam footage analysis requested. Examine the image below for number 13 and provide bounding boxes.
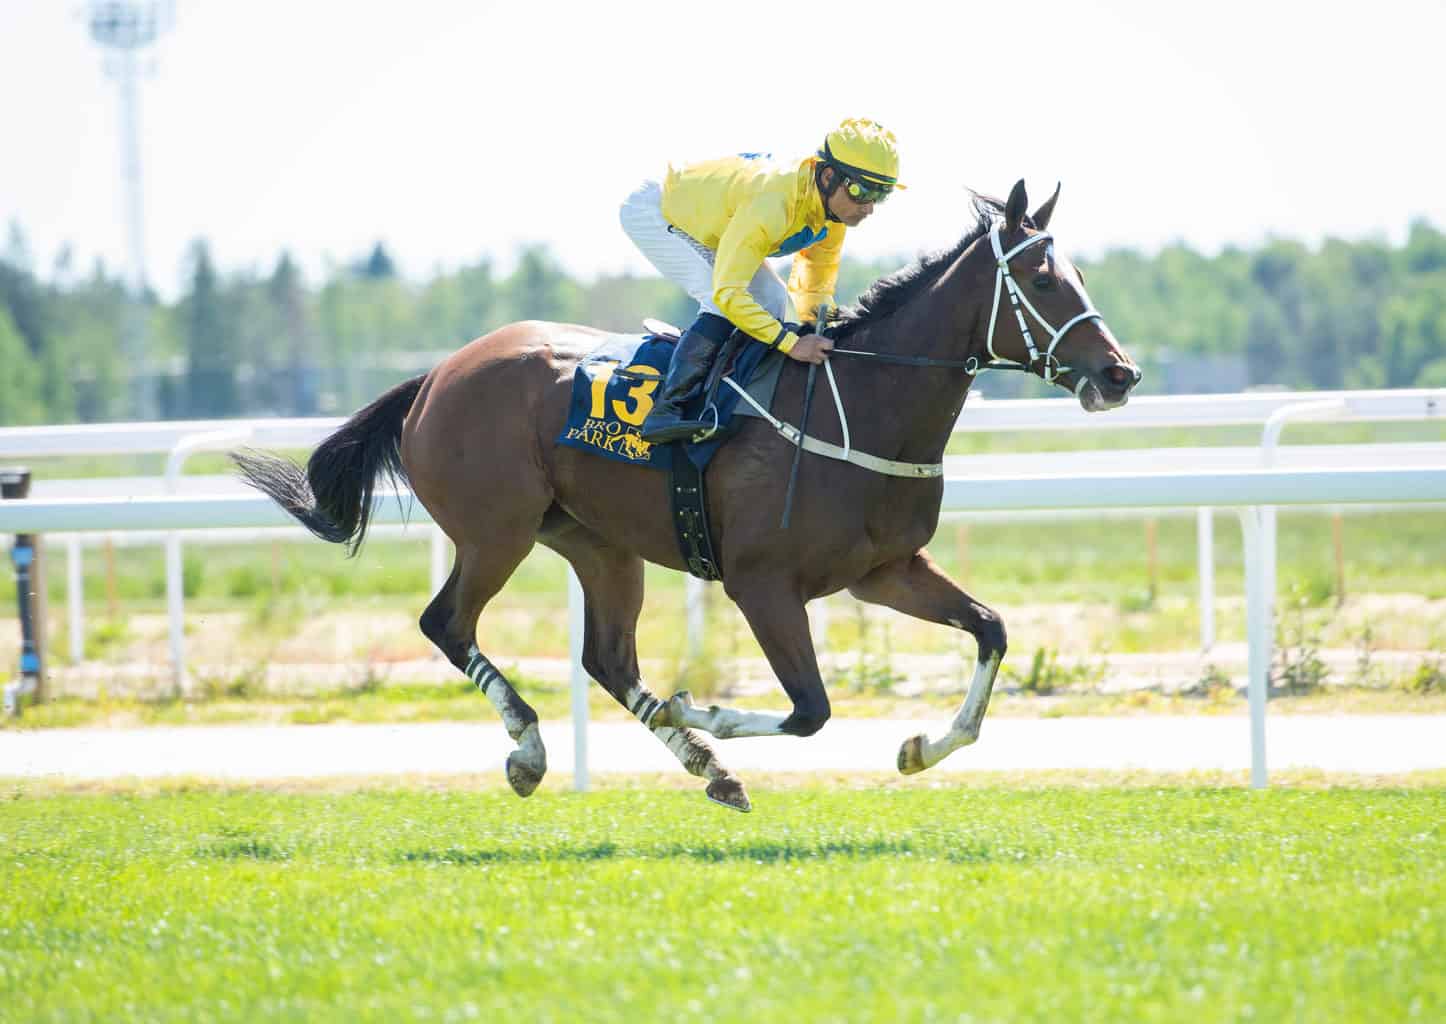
[589,363,661,425]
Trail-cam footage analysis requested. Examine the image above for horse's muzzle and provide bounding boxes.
[1077,362,1141,412]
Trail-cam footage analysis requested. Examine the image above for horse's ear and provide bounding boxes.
[1005,179,1029,234]
[1032,182,1062,231]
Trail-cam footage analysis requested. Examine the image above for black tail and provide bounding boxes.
[232,375,425,554]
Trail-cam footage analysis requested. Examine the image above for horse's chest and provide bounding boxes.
[710,436,942,582]
[864,486,940,555]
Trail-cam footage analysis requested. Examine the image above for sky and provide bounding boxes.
[2,0,1443,300]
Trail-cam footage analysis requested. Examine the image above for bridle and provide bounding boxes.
[972,224,1103,386]
[717,220,1130,507]
[831,221,1105,391]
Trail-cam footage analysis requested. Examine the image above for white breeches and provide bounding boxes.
[619,179,790,323]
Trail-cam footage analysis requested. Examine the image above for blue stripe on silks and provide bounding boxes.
[12,546,33,568]
[20,652,40,673]
[770,225,828,258]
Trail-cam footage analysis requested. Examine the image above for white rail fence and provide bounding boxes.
[22,437,1446,673]
[4,464,1446,789]
[3,389,1444,788]
[5,388,1442,670]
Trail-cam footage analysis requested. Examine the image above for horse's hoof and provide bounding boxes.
[505,752,545,797]
[897,734,928,776]
[705,775,752,813]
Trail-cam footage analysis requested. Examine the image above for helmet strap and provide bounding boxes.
[816,162,844,223]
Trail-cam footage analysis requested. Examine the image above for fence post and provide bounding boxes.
[430,526,449,597]
[1145,518,1159,603]
[568,566,589,792]
[2,468,43,716]
[1332,511,1346,606]
[1197,507,1215,651]
[66,536,84,664]
[685,576,705,665]
[1238,507,1269,789]
[165,533,186,696]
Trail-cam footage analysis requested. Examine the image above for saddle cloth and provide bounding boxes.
[556,331,783,471]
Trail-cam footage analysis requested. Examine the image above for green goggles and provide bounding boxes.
[841,175,894,205]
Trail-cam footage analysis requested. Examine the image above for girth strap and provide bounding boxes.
[668,445,723,580]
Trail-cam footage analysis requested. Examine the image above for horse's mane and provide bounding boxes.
[827,192,1005,342]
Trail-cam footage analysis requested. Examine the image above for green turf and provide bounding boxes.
[2,782,1440,1022]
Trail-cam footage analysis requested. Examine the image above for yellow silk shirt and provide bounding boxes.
[661,153,845,353]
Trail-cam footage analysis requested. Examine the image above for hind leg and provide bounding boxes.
[539,518,750,812]
[420,540,548,797]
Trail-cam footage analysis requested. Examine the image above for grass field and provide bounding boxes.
[2,776,1441,1022]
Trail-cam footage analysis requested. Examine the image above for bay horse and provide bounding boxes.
[234,181,1141,811]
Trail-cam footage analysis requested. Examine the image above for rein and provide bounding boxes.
[827,347,974,370]
[779,362,818,529]
[721,223,1113,503]
[832,223,1103,384]
[723,343,942,480]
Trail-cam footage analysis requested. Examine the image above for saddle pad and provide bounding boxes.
[558,333,677,468]
[557,332,784,472]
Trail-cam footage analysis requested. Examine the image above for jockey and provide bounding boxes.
[619,118,904,444]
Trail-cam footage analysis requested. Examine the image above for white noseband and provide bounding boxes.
[969,224,1103,384]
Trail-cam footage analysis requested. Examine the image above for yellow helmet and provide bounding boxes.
[818,118,905,189]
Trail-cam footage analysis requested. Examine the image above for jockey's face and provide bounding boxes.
[822,167,877,227]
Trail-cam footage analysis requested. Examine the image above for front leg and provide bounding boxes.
[895,651,1004,774]
[848,549,1007,774]
[655,575,830,739]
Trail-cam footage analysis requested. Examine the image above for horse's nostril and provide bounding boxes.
[1101,364,1140,390]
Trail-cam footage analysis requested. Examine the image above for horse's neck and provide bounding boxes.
[839,253,987,458]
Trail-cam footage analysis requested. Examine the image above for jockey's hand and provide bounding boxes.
[787,334,834,364]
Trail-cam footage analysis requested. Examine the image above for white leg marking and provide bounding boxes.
[624,683,666,730]
[662,691,793,738]
[624,684,751,811]
[467,644,546,788]
[624,684,727,780]
[467,646,529,735]
[916,653,1001,770]
[513,721,546,776]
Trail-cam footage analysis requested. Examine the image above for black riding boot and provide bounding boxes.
[639,314,732,443]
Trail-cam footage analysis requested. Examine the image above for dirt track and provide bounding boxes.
[6,714,1444,780]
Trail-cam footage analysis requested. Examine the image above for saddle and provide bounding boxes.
[642,319,749,430]
[556,323,786,582]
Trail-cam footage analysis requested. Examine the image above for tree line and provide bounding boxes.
[1,218,1442,425]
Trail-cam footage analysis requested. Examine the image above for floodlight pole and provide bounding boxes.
[88,2,172,420]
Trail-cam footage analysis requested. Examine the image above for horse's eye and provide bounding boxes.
[1032,273,1054,290]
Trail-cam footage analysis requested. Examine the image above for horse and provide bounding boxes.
[234,180,1141,812]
